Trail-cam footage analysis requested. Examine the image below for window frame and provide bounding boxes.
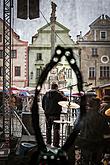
[15,66,21,77]
[0,50,3,59]
[0,66,3,76]
[91,48,98,56]
[36,53,42,61]
[66,68,72,79]
[36,67,42,79]
[100,66,110,79]
[89,67,96,79]
[0,50,17,59]
[11,50,17,58]
[100,31,107,40]
[0,34,2,42]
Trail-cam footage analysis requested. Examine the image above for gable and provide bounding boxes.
[90,14,110,28]
[82,14,110,40]
[38,21,70,33]
[0,18,28,45]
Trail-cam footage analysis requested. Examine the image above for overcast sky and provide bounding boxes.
[0,0,110,43]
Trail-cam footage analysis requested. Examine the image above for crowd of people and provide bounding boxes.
[76,95,110,164]
[8,94,34,113]
[0,91,34,114]
[1,82,110,164]
[42,82,110,164]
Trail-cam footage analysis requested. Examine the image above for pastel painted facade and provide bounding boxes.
[0,18,28,87]
[77,14,110,89]
[29,21,79,91]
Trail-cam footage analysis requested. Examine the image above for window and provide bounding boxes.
[36,67,42,78]
[0,50,3,58]
[0,66,3,76]
[100,31,107,40]
[105,89,110,95]
[100,66,110,79]
[66,68,72,79]
[89,67,95,79]
[0,50,17,58]
[11,50,17,58]
[15,66,21,76]
[92,48,98,56]
[0,34,2,42]
[36,53,42,61]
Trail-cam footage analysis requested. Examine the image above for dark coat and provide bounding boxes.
[42,89,67,116]
[76,110,110,151]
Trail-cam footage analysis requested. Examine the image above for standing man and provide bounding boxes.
[42,82,67,147]
[77,97,110,164]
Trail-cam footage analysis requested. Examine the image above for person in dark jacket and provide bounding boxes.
[42,82,67,147]
[77,97,110,165]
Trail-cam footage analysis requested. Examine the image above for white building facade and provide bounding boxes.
[29,21,80,92]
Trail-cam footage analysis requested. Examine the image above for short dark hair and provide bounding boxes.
[51,82,58,89]
[87,97,100,111]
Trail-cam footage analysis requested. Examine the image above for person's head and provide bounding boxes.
[51,82,58,90]
[83,92,96,112]
[85,91,97,103]
[11,94,16,99]
[87,97,100,112]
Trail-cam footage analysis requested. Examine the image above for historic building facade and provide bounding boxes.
[0,18,28,87]
[77,14,110,88]
[29,21,79,91]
